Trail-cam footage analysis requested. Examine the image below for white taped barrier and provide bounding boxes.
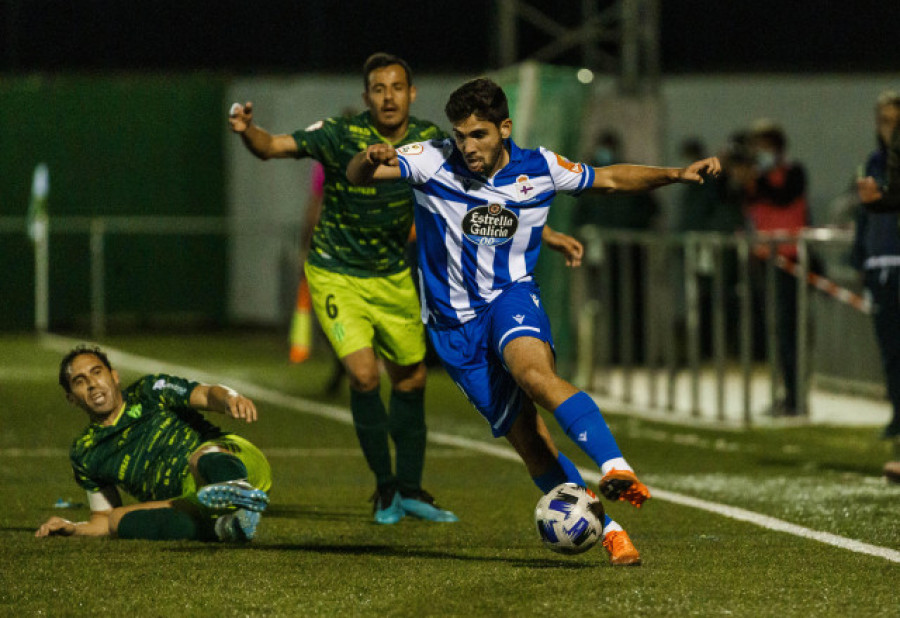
[571,227,870,426]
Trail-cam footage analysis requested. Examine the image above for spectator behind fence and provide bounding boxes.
[744,120,811,417]
[852,90,900,440]
[670,137,748,361]
[572,131,659,363]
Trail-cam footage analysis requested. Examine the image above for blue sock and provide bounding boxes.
[557,451,613,529]
[556,452,586,486]
[553,392,622,467]
[531,452,586,493]
[532,465,567,494]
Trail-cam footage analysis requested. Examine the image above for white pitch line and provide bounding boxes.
[646,489,900,563]
[43,334,900,564]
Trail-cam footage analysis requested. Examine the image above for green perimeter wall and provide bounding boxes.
[0,74,228,331]
[496,64,592,369]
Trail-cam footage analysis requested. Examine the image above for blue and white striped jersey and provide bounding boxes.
[396,137,595,327]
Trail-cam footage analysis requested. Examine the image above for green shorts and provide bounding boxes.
[304,262,426,366]
[180,434,273,506]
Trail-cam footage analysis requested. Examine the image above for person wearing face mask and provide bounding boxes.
[745,120,810,255]
[669,137,748,364]
[744,120,811,417]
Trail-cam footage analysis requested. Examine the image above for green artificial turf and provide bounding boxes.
[1,333,897,616]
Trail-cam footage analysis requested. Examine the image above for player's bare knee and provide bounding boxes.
[348,370,380,392]
[341,348,381,391]
[388,361,426,391]
[514,366,553,402]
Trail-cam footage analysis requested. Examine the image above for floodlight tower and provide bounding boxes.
[495,0,661,95]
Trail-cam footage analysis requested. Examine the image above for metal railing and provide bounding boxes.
[570,226,862,426]
[1,216,300,337]
[23,216,231,337]
[0,216,314,338]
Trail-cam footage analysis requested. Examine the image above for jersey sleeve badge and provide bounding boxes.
[397,143,424,156]
[555,153,584,174]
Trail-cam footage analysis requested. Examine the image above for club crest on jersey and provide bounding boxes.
[462,203,519,246]
[397,143,424,156]
[515,174,535,200]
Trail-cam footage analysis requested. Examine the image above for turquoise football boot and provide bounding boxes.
[197,479,269,512]
[372,486,405,525]
[399,489,459,522]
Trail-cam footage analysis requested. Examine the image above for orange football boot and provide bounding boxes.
[602,529,642,566]
[598,469,651,508]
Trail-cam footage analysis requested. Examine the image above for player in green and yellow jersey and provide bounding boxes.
[229,53,582,524]
[229,53,457,525]
[35,345,272,542]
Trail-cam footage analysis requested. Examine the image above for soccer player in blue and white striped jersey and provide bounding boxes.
[348,77,720,565]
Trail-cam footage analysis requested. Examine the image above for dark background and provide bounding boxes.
[1,0,898,333]
[2,0,899,74]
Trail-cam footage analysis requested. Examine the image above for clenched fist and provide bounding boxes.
[229,101,254,133]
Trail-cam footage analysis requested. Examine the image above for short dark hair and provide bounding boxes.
[751,119,787,153]
[59,344,112,393]
[362,52,412,90]
[445,78,510,127]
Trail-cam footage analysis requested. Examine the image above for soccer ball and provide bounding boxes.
[534,483,604,554]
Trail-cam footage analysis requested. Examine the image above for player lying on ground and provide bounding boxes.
[35,345,272,542]
[347,77,721,565]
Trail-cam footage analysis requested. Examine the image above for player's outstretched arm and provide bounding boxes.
[542,226,583,268]
[590,157,721,194]
[347,144,403,185]
[189,384,258,423]
[228,101,299,160]
[35,511,111,538]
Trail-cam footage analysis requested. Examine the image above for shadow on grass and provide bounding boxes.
[165,542,596,569]
[817,461,884,476]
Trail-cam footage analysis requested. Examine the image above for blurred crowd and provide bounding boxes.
[574,92,900,446]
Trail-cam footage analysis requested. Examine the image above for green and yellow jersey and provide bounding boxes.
[293,110,446,277]
[69,374,224,502]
